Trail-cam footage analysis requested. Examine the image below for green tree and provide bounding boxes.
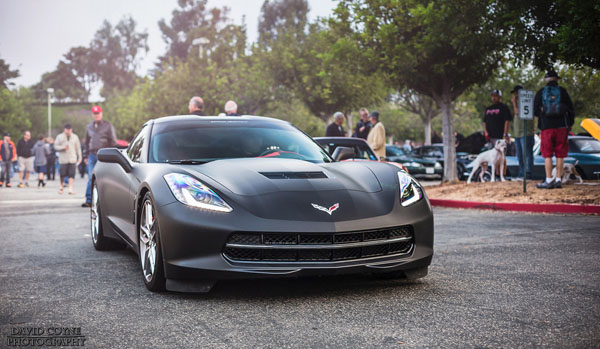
[90,17,149,97]
[0,88,30,136]
[32,61,88,102]
[0,57,19,88]
[556,66,600,133]
[507,0,600,70]
[259,0,387,123]
[258,0,309,47]
[392,90,439,145]
[339,0,510,182]
[63,46,100,100]
[157,0,242,68]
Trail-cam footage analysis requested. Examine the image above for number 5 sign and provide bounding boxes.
[518,89,534,120]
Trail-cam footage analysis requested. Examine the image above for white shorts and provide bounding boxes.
[18,156,34,172]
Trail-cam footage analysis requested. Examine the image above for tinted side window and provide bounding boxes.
[128,127,146,163]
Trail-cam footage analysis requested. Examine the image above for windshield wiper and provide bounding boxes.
[166,159,209,164]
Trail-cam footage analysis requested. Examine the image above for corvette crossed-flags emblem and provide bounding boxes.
[311,203,340,215]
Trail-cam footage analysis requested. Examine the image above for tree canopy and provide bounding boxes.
[338,0,512,181]
[507,0,600,70]
[0,58,19,88]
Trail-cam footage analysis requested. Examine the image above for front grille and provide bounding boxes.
[223,226,414,262]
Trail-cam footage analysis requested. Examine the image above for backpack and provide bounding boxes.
[542,85,567,117]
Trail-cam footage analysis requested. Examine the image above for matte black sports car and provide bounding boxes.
[91,115,434,292]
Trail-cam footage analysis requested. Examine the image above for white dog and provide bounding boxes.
[467,139,507,184]
[552,161,583,184]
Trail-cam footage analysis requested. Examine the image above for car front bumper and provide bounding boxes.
[155,196,434,287]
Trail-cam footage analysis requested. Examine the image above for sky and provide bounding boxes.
[0,0,336,88]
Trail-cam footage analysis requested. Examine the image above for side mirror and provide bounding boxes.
[331,146,355,162]
[98,148,132,173]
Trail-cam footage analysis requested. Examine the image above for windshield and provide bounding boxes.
[387,146,408,156]
[572,139,600,153]
[149,120,332,163]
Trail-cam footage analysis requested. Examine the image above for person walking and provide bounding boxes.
[0,133,17,187]
[484,89,512,145]
[326,112,346,137]
[534,70,575,189]
[510,85,536,180]
[16,130,35,188]
[46,137,57,180]
[367,111,386,160]
[188,96,205,116]
[82,106,117,206]
[32,134,50,188]
[353,108,372,139]
[54,124,82,195]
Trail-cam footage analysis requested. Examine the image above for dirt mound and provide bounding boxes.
[424,181,600,205]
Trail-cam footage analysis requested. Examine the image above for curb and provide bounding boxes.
[429,198,600,215]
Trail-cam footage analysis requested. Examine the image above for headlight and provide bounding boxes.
[164,173,232,212]
[434,161,442,169]
[404,162,423,168]
[397,172,423,207]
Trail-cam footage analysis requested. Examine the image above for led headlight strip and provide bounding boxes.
[164,173,232,212]
[397,172,423,207]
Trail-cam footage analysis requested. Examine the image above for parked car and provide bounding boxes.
[314,137,408,172]
[411,144,474,180]
[505,135,600,180]
[385,145,442,178]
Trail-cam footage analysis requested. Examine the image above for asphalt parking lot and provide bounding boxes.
[1,178,599,348]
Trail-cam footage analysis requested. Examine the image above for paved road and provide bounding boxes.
[1,178,599,348]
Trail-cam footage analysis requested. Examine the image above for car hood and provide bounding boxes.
[186,158,383,196]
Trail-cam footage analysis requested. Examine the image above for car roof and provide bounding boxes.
[148,115,291,126]
[569,135,597,141]
[314,137,369,145]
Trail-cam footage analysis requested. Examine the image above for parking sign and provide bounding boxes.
[518,89,534,120]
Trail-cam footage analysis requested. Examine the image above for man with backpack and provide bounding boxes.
[534,70,575,189]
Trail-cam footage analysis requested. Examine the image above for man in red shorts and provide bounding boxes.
[534,70,574,189]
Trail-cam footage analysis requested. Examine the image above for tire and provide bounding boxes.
[139,193,166,292]
[470,168,491,182]
[457,163,465,180]
[91,182,115,250]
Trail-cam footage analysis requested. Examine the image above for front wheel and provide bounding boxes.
[91,183,115,250]
[139,193,166,292]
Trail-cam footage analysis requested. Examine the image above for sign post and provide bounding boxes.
[518,89,534,193]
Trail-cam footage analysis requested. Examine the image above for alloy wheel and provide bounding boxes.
[139,200,157,282]
[91,186,99,244]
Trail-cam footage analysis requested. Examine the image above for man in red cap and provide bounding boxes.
[82,105,117,207]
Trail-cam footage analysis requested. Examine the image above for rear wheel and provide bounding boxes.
[457,163,466,180]
[139,193,166,292]
[470,168,491,182]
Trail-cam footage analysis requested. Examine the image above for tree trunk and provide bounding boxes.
[423,114,432,145]
[440,98,457,183]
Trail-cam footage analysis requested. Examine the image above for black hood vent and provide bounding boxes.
[260,171,328,180]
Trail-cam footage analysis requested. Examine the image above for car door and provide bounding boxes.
[105,126,148,244]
